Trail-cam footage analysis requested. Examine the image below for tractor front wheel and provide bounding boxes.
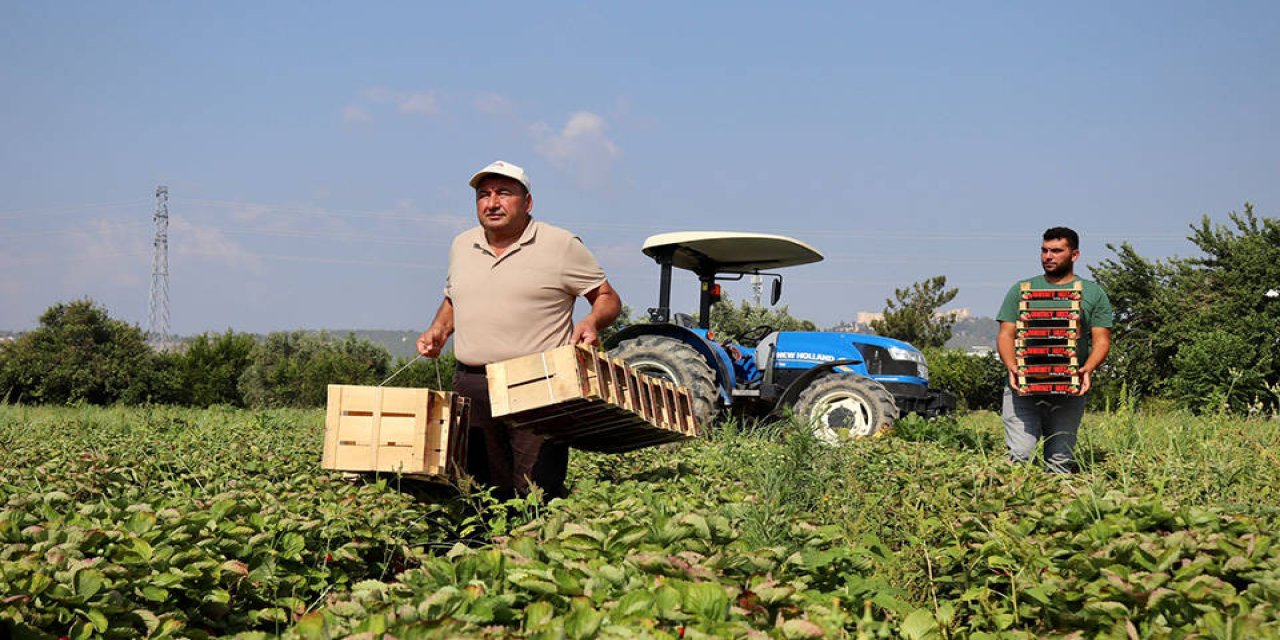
[609,335,720,425]
[793,374,899,443]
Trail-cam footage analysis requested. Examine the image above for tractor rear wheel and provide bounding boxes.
[793,374,899,443]
[609,335,719,425]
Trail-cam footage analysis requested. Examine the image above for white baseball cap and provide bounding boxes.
[469,160,531,193]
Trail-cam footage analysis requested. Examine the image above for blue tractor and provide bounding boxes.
[604,232,955,441]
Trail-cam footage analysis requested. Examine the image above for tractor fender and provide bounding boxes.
[770,359,868,417]
[605,323,735,405]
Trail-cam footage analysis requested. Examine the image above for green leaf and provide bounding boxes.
[524,601,555,629]
[552,567,584,596]
[204,588,231,605]
[681,582,729,621]
[899,608,940,640]
[510,574,559,596]
[279,532,306,560]
[131,537,154,562]
[780,619,826,640]
[70,620,92,640]
[138,585,169,603]
[615,590,655,617]
[85,608,109,632]
[563,603,605,640]
[654,585,684,620]
[125,511,157,535]
[132,609,160,635]
[254,607,289,623]
[294,611,328,640]
[76,569,105,600]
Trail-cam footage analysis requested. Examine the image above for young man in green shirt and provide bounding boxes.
[995,227,1113,473]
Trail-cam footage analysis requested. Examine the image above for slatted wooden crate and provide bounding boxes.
[321,384,469,480]
[1014,280,1083,395]
[487,345,699,453]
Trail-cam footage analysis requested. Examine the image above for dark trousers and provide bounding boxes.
[453,370,570,500]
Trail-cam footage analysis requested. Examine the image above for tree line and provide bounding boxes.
[0,300,454,408]
[3,205,1275,414]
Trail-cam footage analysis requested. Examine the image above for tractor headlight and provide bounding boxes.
[886,346,924,363]
[886,346,929,380]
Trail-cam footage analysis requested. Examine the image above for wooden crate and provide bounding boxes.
[1014,280,1083,395]
[321,384,469,480]
[487,345,699,453]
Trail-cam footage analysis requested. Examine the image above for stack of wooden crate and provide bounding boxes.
[321,385,469,480]
[487,344,700,453]
[1014,280,1083,395]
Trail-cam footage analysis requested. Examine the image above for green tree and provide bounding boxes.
[707,295,816,345]
[921,347,1006,412]
[0,299,162,404]
[178,330,257,406]
[1092,204,1280,413]
[238,331,392,408]
[869,276,958,349]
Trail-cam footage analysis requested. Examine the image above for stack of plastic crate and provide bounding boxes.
[1014,280,1083,394]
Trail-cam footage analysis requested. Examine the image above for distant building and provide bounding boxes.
[855,308,969,325]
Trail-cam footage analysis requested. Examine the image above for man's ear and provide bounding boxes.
[525,193,534,213]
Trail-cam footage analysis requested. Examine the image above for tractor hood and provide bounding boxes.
[840,333,924,354]
[642,232,823,274]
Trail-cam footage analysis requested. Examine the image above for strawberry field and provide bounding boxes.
[4,404,1280,639]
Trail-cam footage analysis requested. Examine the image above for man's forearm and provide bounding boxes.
[585,289,621,330]
[429,299,455,336]
[996,322,1018,373]
[1079,328,1111,374]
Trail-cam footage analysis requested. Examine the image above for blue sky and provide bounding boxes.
[2,2,1278,335]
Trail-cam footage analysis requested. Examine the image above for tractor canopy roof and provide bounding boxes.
[642,232,823,274]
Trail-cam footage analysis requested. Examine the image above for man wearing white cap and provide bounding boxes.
[416,160,621,499]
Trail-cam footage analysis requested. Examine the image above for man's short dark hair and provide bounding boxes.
[1043,226,1079,251]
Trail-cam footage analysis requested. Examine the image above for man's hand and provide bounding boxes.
[570,319,599,347]
[572,280,621,348]
[416,299,455,359]
[1007,369,1026,396]
[416,326,448,358]
[1078,369,1092,395]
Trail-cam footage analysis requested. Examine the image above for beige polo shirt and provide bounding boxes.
[446,220,607,365]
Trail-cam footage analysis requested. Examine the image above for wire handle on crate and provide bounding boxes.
[379,353,426,387]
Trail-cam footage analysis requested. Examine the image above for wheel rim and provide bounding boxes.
[807,391,877,443]
[627,359,680,383]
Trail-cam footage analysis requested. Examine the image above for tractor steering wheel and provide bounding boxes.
[724,324,775,348]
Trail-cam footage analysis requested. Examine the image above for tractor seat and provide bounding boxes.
[753,332,780,385]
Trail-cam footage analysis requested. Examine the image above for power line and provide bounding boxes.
[0,200,151,221]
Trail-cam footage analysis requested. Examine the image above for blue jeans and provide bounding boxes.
[1002,386,1086,473]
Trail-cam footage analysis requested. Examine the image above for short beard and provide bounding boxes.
[1043,262,1073,278]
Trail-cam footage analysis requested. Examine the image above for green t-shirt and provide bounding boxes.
[996,275,1114,364]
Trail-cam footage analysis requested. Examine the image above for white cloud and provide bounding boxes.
[357,87,441,117]
[63,219,150,289]
[474,92,513,116]
[397,92,439,116]
[229,203,272,222]
[343,105,373,124]
[363,86,395,103]
[532,111,622,190]
[171,217,263,272]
